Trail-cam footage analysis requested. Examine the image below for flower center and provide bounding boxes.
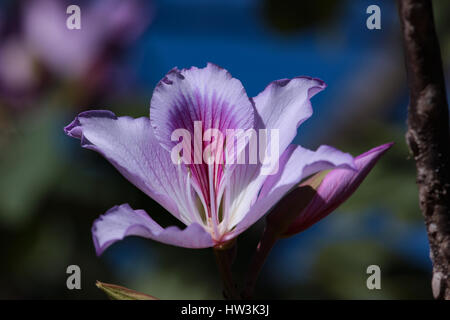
[189,144,226,240]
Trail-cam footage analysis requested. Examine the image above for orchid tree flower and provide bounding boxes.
[243,142,393,298]
[65,63,359,297]
[65,63,358,253]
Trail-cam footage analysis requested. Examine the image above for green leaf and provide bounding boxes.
[96,281,158,300]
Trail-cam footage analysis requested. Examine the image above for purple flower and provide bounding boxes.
[65,63,357,255]
[22,0,151,78]
[0,37,37,101]
[266,143,394,237]
[0,0,152,108]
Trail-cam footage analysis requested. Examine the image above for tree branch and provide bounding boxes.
[398,0,450,299]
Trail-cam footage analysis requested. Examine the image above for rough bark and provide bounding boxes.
[398,0,450,299]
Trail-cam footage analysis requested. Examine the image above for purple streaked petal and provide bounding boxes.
[150,63,255,211]
[92,204,214,255]
[229,144,356,237]
[283,143,394,236]
[64,110,195,225]
[252,76,326,155]
[150,62,254,152]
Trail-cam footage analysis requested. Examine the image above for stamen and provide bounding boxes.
[208,161,220,239]
[182,164,205,226]
[174,158,196,225]
[191,177,211,229]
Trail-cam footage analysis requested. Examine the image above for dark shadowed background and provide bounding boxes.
[1,0,449,299]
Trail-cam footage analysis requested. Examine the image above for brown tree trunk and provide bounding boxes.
[398,0,450,299]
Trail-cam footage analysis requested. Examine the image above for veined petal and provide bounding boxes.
[92,204,214,255]
[150,63,255,226]
[64,110,198,225]
[150,62,254,152]
[283,142,393,236]
[229,144,356,238]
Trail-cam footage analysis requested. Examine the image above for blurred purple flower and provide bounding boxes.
[0,0,152,107]
[22,0,152,78]
[0,37,37,98]
[65,63,357,255]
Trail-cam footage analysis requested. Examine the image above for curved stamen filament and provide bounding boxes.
[208,162,219,239]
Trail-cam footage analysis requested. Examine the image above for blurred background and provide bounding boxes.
[1,0,448,299]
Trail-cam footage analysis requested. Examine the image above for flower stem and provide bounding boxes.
[242,226,278,299]
[213,243,239,300]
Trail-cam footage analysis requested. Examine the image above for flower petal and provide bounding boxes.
[252,76,326,155]
[92,204,214,255]
[64,110,198,225]
[221,77,327,232]
[150,62,254,152]
[283,143,394,236]
[229,144,356,238]
[150,63,255,218]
